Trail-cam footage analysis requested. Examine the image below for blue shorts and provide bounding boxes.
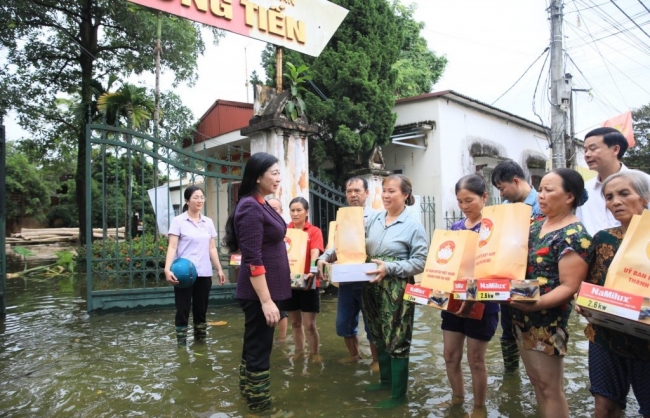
[589,341,650,416]
[440,311,499,342]
[336,282,370,340]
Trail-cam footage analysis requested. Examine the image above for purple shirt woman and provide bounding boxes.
[164,185,226,347]
[222,152,291,413]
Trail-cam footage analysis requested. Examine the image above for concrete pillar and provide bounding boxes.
[241,88,318,213]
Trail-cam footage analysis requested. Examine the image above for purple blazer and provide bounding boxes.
[234,195,291,302]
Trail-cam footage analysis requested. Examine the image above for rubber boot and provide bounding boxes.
[376,357,409,409]
[245,369,272,413]
[176,326,188,347]
[238,359,247,398]
[501,339,519,373]
[194,322,207,342]
[364,350,392,391]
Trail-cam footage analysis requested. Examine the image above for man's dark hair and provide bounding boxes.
[346,177,369,191]
[491,160,526,187]
[584,127,629,160]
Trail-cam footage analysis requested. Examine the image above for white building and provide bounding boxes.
[383,90,550,229]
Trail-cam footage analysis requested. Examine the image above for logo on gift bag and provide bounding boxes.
[436,241,456,264]
[284,236,292,252]
[478,218,494,247]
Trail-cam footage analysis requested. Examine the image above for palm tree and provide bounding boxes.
[97,83,154,237]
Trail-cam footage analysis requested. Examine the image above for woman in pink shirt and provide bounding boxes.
[164,185,226,347]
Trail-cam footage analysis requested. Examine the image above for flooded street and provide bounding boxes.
[0,272,641,417]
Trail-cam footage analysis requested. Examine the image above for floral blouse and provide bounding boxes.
[584,227,650,360]
[512,220,592,356]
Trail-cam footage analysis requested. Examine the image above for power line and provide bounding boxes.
[639,0,650,14]
[491,47,550,105]
[609,0,650,41]
[532,51,551,143]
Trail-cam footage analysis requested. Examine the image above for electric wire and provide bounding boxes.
[491,47,550,105]
[639,0,650,14]
[532,51,552,143]
[608,0,650,41]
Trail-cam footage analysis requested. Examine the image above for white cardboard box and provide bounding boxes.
[327,263,377,283]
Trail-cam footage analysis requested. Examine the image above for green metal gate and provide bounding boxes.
[0,121,6,316]
[84,123,243,312]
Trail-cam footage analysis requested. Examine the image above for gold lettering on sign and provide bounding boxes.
[182,0,208,11]
[239,0,307,43]
[211,0,232,19]
[240,0,258,27]
[258,5,268,31]
[285,16,305,43]
[268,10,284,36]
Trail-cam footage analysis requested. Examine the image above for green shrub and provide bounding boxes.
[76,234,169,290]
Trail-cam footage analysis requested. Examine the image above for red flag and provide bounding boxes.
[601,111,635,147]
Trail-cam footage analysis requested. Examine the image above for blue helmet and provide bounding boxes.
[171,258,197,288]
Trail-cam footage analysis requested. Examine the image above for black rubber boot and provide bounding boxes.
[501,339,519,373]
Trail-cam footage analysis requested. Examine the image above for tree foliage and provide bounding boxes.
[260,0,446,183]
[5,142,53,231]
[391,1,447,99]
[0,0,218,242]
[624,105,650,174]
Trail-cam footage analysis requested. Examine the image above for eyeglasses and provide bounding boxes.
[191,196,206,201]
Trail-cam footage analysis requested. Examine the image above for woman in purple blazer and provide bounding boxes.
[222,152,291,413]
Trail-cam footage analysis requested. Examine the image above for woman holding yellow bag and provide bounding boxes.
[578,170,650,418]
[441,174,500,413]
[509,168,592,418]
[363,174,428,409]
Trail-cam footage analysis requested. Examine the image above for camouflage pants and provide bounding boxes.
[362,270,415,358]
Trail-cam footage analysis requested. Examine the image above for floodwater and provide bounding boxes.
[0,271,642,417]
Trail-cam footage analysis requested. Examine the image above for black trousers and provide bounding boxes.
[239,299,278,372]
[174,276,212,327]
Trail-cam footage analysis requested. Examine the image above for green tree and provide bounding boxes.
[261,0,446,183]
[5,143,53,232]
[624,105,650,174]
[391,1,447,99]
[1,1,218,243]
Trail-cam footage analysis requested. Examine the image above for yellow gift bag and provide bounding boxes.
[285,228,309,275]
[420,229,479,292]
[474,203,532,280]
[604,210,650,296]
[334,207,367,264]
[326,221,337,250]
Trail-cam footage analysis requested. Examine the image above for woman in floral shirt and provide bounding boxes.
[509,168,592,418]
[579,170,650,418]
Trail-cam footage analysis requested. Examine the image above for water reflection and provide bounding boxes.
[0,275,641,417]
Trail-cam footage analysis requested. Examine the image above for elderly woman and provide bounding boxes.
[579,170,650,418]
[509,168,592,418]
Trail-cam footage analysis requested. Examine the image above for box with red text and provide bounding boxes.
[576,282,650,340]
[404,284,484,320]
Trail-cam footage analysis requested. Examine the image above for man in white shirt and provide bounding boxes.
[577,127,634,236]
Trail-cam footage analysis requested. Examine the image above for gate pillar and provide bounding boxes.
[349,145,393,211]
[241,87,318,211]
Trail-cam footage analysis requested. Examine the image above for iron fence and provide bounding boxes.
[308,172,347,244]
[420,195,436,242]
[84,122,244,312]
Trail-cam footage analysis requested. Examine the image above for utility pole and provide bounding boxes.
[568,78,591,169]
[549,0,568,169]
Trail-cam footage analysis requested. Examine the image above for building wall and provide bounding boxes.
[384,97,548,229]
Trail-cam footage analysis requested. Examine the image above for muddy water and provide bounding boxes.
[0,274,641,417]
